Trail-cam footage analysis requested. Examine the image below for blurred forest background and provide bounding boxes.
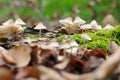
[0,0,119,25]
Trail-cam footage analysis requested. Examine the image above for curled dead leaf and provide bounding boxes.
[2,44,31,67]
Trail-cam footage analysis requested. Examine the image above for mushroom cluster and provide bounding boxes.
[59,16,114,34]
[0,18,25,40]
[59,16,114,41]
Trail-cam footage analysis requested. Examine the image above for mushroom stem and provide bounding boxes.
[39,29,41,37]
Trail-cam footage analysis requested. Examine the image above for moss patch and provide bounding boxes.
[57,26,120,50]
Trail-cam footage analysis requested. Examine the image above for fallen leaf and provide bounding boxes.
[2,44,31,67]
[85,48,108,59]
[0,67,14,80]
[15,66,40,80]
[38,44,58,67]
[64,55,89,74]
[37,65,65,80]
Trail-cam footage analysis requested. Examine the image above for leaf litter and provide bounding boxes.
[0,17,119,80]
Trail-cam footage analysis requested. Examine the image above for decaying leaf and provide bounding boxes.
[84,48,108,59]
[37,65,65,80]
[64,55,89,74]
[38,44,58,67]
[0,67,14,80]
[15,66,40,80]
[2,44,31,67]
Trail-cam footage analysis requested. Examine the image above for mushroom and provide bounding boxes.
[90,20,102,31]
[34,22,47,37]
[80,24,92,30]
[59,16,86,34]
[73,16,86,26]
[81,33,92,41]
[59,17,73,26]
[15,18,26,25]
[103,24,114,30]
[2,19,14,26]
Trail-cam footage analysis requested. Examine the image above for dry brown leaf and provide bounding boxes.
[39,44,58,67]
[30,43,40,65]
[0,67,14,80]
[2,44,31,67]
[15,66,40,80]
[37,66,65,80]
[84,48,108,59]
[64,55,89,74]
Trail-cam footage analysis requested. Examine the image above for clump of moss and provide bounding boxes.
[57,26,120,51]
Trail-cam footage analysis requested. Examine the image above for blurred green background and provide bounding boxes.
[0,0,119,24]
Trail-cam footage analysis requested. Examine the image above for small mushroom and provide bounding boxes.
[34,22,47,37]
[73,16,86,26]
[15,18,26,25]
[80,24,92,30]
[2,19,14,26]
[81,33,92,41]
[90,20,102,31]
[103,24,114,30]
[59,17,73,26]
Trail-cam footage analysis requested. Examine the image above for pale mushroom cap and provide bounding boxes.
[15,18,26,25]
[60,40,79,55]
[90,20,102,30]
[2,19,14,26]
[81,33,92,40]
[90,20,98,26]
[34,22,47,30]
[73,16,86,25]
[80,24,92,30]
[103,24,114,30]
[59,17,73,26]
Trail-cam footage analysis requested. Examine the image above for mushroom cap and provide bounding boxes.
[2,19,14,26]
[103,24,114,30]
[80,24,92,30]
[90,20,102,30]
[81,33,92,40]
[15,18,26,25]
[90,20,98,26]
[59,17,73,26]
[73,16,86,26]
[34,22,47,30]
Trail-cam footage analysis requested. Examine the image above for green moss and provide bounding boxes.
[57,26,120,50]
